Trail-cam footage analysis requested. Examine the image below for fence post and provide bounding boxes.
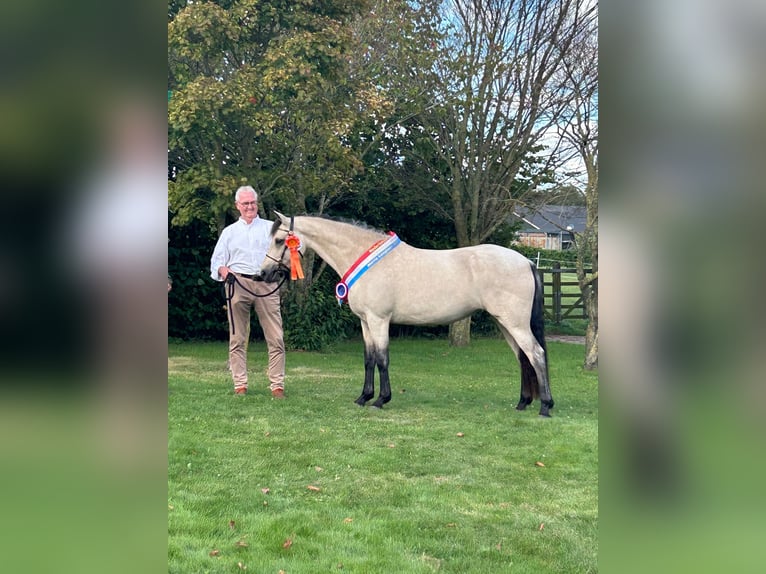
[552,261,562,324]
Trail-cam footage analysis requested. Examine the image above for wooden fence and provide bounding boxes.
[537,262,593,324]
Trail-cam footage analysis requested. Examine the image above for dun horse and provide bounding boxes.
[260,213,554,417]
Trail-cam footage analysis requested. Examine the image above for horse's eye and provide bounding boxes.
[275,237,284,246]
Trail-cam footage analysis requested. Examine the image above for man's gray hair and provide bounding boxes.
[235,185,258,203]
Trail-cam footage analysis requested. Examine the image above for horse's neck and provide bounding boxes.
[296,217,385,276]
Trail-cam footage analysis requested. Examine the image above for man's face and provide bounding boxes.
[236,192,258,219]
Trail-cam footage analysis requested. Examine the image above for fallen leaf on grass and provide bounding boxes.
[237,561,246,570]
[456,432,465,437]
[539,522,545,531]
[235,540,248,548]
[387,443,396,448]
[261,488,271,494]
[282,538,293,549]
[315,466,323,472]
[209,549,220,557]
[343,517,353,524]
[229,520,236,529]
[535,461,545,467]
[307,485,321,492]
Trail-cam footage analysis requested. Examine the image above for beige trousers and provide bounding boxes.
[228,277,285,392]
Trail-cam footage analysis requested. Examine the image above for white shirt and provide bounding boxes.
[210,216,274,281]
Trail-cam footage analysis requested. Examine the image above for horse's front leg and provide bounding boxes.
[356,317,392,408]
[371,346,391,409]
[355,344,376,406]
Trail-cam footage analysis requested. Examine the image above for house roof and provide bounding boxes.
[511,205,586,234]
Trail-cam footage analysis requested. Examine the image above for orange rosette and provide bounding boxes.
[285,233,304,280]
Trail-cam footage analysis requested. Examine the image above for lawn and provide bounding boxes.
[168,337,598,573]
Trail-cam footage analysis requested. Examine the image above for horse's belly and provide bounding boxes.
[389,293,479,326]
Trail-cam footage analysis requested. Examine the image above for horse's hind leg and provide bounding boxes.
[498,331,534,410]
[499,324,553,416]
[519,336,554,417]
[516,352,537,411]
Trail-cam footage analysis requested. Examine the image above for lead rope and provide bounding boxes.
[223,273,287,335]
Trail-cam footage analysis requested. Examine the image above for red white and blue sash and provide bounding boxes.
[335,232,400,304]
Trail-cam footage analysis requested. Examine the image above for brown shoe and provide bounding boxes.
[234,387,247,395]
[271,388,285,399]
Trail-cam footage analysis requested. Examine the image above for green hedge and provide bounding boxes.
[168,221,227,340]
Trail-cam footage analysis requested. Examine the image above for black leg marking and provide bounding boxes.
[356,346,376,406]
[372,347,391,409]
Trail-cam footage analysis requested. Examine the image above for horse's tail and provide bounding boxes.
[520,262,547,400]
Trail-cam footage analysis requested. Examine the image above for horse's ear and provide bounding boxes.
[274,210,288,224]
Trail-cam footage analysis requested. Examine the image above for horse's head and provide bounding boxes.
[260,211,295,283]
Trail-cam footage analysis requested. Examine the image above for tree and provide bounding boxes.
[412,0,597,345]
[168,0,380,234]
[557,13,598,369]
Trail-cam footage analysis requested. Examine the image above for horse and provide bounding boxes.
[260,213,554,417]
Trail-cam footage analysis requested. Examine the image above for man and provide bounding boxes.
[210,186,286,398]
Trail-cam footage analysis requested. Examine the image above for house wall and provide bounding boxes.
[517,232,562,250]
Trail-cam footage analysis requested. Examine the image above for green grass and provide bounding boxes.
[169,337,598,573]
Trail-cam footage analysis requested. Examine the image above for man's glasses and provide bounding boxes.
[238,201,257,207]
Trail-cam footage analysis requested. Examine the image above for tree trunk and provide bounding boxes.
[583,281,598,370]
[449,316,471,347]
[577,178,598,371]
[584,323,598,370]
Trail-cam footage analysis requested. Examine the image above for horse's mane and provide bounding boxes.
[270,213,386,236]
[316,214,385,234]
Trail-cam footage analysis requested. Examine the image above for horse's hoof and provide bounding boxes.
[539,400,554,418]
[538,413,552,418]
[515,403,528,411]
